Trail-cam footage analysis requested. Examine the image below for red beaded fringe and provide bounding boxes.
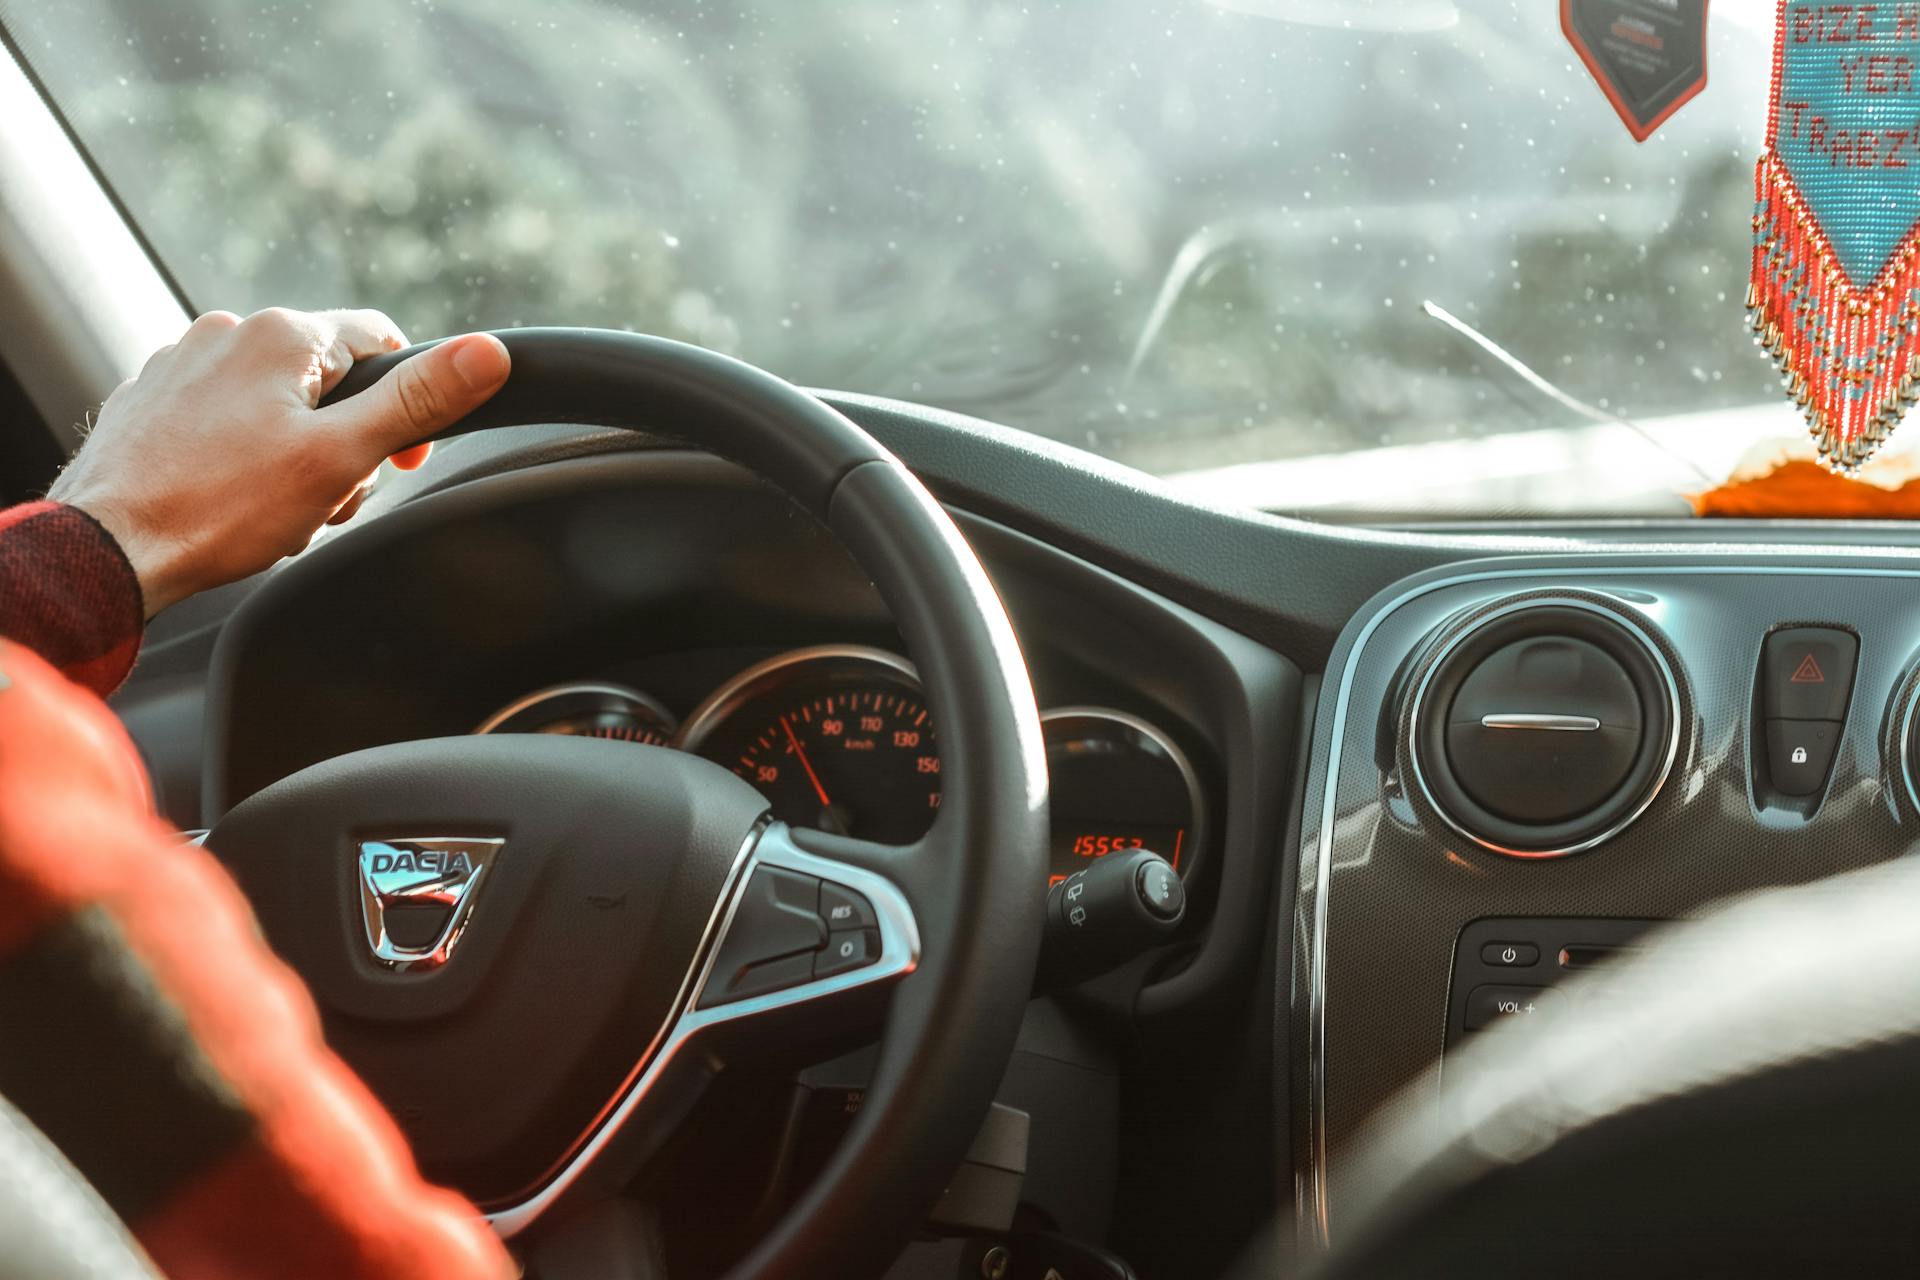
[1749,151,1920,474]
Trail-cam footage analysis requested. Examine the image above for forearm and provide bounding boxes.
[0,642,512,1280]
[0,501,144,697]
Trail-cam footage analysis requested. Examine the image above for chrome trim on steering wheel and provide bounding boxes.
[484,821,919,1238]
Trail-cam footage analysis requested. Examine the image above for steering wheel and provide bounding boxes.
[197,330,1049,1276]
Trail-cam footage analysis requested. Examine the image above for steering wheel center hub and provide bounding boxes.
[209,734,768,1206]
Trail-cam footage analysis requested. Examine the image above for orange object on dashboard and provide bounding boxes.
[1690,459,1920,519]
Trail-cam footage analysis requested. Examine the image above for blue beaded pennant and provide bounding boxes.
[1751,0,1920,470]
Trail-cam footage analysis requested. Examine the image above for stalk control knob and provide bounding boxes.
[1038,847,1184,989]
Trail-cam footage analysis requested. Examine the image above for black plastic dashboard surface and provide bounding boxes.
[180,444,1302,1275]
[111,394,1920,1274]
[1291,555,1920,1246]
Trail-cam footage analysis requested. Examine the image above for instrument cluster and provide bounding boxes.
[477,644,1207,886]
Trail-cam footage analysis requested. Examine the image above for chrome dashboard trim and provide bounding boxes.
[1301,557,1920,1250]
[672,643,922,755]
[1403,597,1682,861]
[473,679,677,737]
[1899,671,1920,819]
[485,821,918,1238]
[1040,705,1209,878]
[1477,712,1600,731]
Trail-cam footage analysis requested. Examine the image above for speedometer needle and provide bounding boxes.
[780,715,833,808]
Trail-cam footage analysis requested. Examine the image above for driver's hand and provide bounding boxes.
[47,307,511,616]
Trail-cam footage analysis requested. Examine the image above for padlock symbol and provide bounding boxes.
[1791,746,1808,764]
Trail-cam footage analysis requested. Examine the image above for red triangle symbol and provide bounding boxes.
[1790,653,1825,684]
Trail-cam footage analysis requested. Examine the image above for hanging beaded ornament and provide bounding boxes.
[1751,0,1920,472]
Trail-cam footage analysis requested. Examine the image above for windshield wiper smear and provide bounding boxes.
[1420,299,1714,485]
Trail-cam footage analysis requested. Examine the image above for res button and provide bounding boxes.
[819,882,877,931]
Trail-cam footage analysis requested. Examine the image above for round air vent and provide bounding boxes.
[1409,601,1679,857]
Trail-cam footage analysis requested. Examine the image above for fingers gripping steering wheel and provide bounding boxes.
[202,330,1051,1276]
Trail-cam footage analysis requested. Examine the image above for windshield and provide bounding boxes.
[0,1,1834,519]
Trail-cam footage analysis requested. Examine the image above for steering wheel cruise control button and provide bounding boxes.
[819,881,877,931]
[1463,984,1563,1031]
[814,928,880,979]
[1480,941,1540,968]
[700,866,830,1008]
[1762,627,1858,722]
[1765,719,1842,797]
[723,951,820,1003]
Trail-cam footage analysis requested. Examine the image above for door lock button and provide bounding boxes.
[1765,719,1841,796]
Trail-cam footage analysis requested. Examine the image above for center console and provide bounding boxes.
[1288,552,1920,1244]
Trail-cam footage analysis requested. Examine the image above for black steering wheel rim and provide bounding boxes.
[205,328,1051,1277]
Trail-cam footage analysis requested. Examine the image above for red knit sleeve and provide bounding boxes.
[0,502,144,696]
[0,641,514,1280]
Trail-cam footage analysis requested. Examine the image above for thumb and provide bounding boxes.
[322,332,511,454]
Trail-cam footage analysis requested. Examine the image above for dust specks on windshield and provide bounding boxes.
[11,1,1796,515]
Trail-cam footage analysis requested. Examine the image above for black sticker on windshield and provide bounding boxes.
[1562,0,1711,142]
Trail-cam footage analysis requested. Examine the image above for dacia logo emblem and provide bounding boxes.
[356,837,504,970]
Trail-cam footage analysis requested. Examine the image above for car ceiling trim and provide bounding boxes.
[0,28,187,437]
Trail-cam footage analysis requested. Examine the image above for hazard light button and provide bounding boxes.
[1762,628,1857,723]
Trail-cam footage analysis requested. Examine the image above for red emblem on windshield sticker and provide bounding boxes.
[1562,1,1712,142]
[1750,0,1920,471]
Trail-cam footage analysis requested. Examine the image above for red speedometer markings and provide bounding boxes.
[697,664,939,845]
[781,714,834,808]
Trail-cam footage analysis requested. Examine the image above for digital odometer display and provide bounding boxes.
[679,649,940,845]
[1043,710,1201,887]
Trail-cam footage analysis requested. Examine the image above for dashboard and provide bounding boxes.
[1293,554,1920,1246]
[107,390,1920,1276]
[471,645,1206,886]
[122,436,1300,1275]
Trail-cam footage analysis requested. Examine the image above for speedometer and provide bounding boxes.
[476,681,677,744]
[676,646,940,844]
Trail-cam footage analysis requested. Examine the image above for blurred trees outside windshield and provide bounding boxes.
[9,0,1781,485]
